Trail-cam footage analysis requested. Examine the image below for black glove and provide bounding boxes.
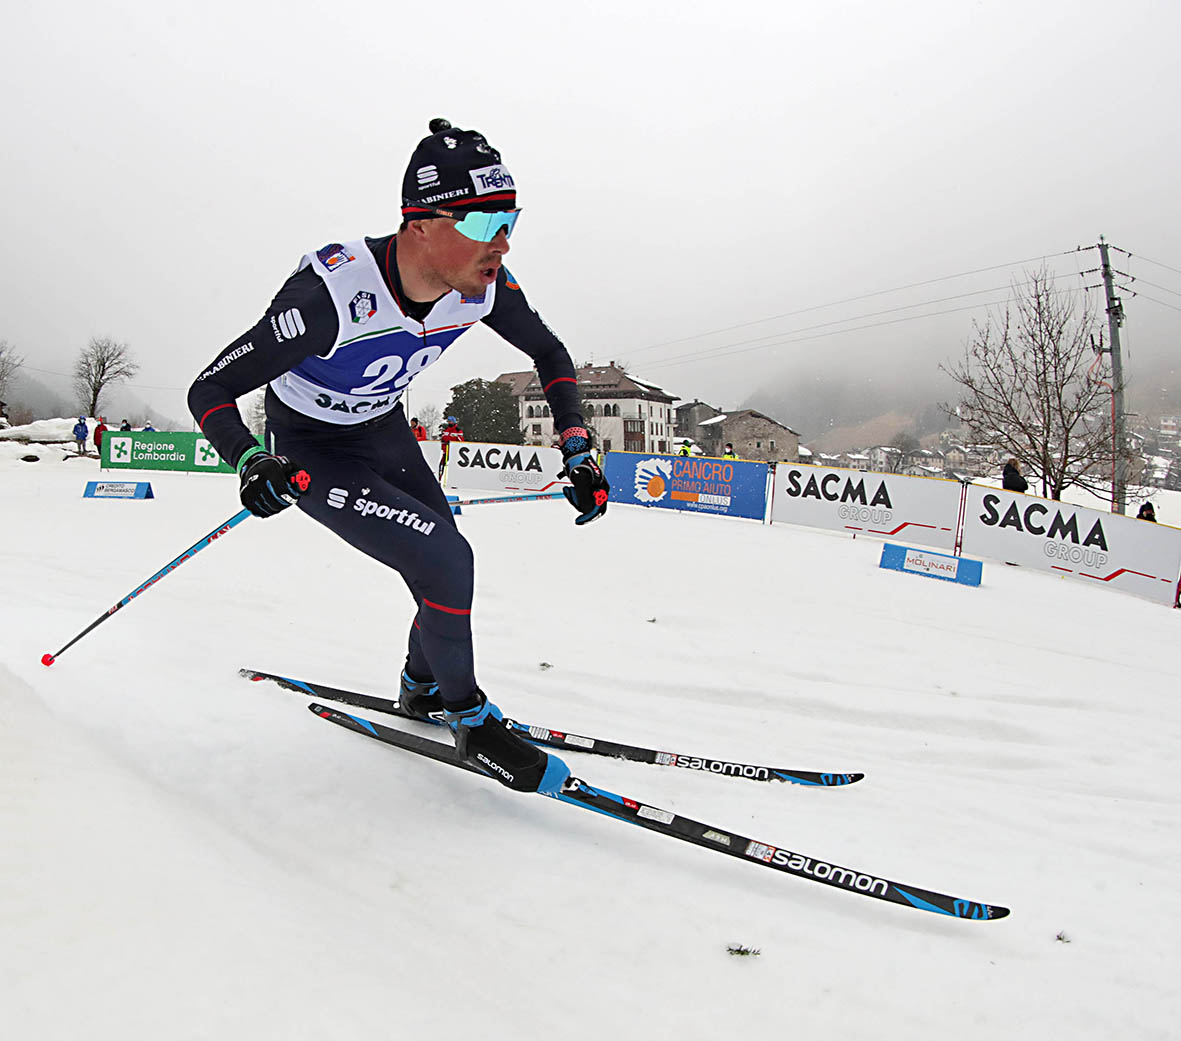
[238,449,310,518]
[558,429,608,526]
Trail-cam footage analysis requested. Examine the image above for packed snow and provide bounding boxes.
[3,440,1179,1039]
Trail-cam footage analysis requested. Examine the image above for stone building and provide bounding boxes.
[495,362,678,453]
[721,410,799,462]
[674,403,800,461]
[673,400,725,455]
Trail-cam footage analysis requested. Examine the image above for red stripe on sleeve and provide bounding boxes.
[199,403,237,429]
[543,376,577,392]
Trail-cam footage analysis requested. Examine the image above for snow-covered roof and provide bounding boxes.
[698,414,728,426]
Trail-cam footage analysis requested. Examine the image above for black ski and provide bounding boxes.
[309,702,1008,921]
[241,667,861,787]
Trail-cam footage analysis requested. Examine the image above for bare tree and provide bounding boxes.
[73,337,139,418]
[0,339,23,401]
[242,389,267,440]
[418,403,442,437]
[941,268,1117,501]
[887,432,920,473]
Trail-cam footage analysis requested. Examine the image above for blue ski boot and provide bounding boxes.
[445,692,569,795]
[398,669,445,722]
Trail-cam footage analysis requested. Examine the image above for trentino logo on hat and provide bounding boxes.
[469,164,514,195]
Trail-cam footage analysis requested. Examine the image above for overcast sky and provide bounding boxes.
[3,0,1179,427]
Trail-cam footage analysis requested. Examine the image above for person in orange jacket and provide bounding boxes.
[409,416,427,442]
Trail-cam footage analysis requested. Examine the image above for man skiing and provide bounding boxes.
[188,118,608,795]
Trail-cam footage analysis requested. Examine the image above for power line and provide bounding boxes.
[21,364,185,392]
[641,289,1081,371]
[634,273,1082,370]
[622,247,1092,359]
[642,270,1081,363]
[1132,276,1181,300]
[1134,293,1181,315]
[1128,251,1181,279]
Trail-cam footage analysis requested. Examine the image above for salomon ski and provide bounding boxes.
[308,703,1008,921]
[241,667,861,787]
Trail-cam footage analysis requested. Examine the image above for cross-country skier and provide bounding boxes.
[188,118,609,795]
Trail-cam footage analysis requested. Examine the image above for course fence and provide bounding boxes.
[603,451,1181,607]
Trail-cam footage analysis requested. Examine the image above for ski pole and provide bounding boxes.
[41,508,252,667]
[452,491,567,507]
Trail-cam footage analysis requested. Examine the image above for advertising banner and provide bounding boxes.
[960,486,1181,605]
[604,452,769,521]
[879,543,982,587]
[419,439,443,476]
[444,441,570,493]
[101,432,237,473]
[771,464,961,551]
[83,481,155,499]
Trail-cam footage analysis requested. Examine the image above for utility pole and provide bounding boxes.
[1097,237,1128,514]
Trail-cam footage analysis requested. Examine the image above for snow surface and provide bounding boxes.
[0,417,94,444]
[3,449,1181,1040]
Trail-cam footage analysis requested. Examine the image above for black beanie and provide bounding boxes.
[401,118,516,218]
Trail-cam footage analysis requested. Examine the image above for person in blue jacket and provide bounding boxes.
[72,417,88,455]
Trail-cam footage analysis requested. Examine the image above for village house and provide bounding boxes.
[495,362,677,453]
[866,445,902,472]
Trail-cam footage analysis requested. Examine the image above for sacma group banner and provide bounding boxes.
[960,486,1181,606]
[444,441,569,494]
[771,464,961,551]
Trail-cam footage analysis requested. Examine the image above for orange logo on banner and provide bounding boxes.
[633,458,672,503]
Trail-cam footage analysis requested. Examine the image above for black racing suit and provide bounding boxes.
[188,234,585,705]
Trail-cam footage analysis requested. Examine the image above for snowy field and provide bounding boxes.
[3,445,1180,1040]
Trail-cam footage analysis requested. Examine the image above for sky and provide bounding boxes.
[4,452,1181,1038]
[3,0,1180,428]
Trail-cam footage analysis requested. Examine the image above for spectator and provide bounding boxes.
[1002,458,1028,493]
[722,443,737,459]
[142,422,156,432]
[678,439,692,456]
[438,416,465,479]
[1137,501,1157,522]
[93,417,108,453]
[409,416,427,442]
[72,416,88,455]
[119,419,132,431]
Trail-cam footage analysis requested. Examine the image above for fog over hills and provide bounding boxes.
[742,351,1181,454]
[4,370,183,430]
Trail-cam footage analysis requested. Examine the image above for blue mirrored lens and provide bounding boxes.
[452,209,520,242]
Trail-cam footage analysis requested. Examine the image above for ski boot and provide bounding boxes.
[445,691,569,795]
[398,669,445,722]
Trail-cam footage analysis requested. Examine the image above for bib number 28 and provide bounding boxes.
[351,346,442,395]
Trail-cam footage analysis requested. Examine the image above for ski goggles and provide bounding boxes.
[414,205,521,242]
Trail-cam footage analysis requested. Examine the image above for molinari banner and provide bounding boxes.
[444,441,570,494]
[960,487,1181,605]
[603,452,769,521]
[771,464,960,551]
[101,432,236,473]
